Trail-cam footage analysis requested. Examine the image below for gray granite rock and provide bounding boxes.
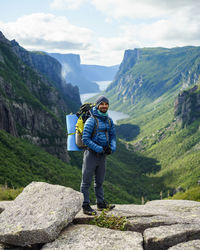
[75,202,197,231]
[42,224,143,250]
[0,201,13,214]
[168,240,200,249]
[145,200,200,224]
[144,223,200,250]
[125,215,180,233]
[0,182,83,246]
[74,204,164,224]
[146,199,200,207]
[75,201,200,249]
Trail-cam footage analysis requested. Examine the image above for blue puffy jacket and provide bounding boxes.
[82,107,116,153]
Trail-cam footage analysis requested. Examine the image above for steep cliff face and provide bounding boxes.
[11,40,81,113]
[49,53,99,94]
[174,84,200,126]
[0,31,81,162]
[107,47,200,108]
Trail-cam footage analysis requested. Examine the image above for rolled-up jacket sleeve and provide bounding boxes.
[82,117,103,153]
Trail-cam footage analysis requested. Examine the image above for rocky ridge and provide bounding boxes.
[174,84,200,126]
[0,31,81,161]
[106,47,200,109]
[0,182,200,250]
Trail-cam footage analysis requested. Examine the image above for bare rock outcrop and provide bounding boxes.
[0,185,200,249]
[0,182,83,246]
[174,84,200,126]
[42,224,143,250]
[75,200,200,250]
[168,240,200,249]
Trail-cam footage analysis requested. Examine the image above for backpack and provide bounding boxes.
[75,103,111,149]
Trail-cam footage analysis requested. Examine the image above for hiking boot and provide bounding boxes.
[82,203,97,215]
[97,200,115,211]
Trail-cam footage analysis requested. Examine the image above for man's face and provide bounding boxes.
[98,101,109,113]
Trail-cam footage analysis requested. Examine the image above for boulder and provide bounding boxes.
[41,224,143,250]
[144,224,200,250]
[75,200,200,249]
[125,215,180,233]
[168,240,200,249]
[145,200,200,224]
[0,182,83,246]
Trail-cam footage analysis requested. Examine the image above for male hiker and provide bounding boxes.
[80,96,116,215]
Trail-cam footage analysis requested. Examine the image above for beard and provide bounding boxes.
[99,108,108,113]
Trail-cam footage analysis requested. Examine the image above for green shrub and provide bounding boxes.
[0,186,23,201]
[90,209,127,231]
[168,186,200,202]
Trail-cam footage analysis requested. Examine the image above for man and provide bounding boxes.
[80,96,116,215]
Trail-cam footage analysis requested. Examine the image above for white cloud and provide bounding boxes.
[50,0,200,19]
[91,0,200,20]
[50,0,86,10]
[48,0,200,50]
[1,1,200,66]
[0,13,93,52]
[118,7,200,48]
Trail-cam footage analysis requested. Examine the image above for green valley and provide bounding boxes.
[1,30,200,204]
[105,47,200,201]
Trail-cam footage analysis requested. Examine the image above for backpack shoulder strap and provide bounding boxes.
[107,117,111,130]
[91,115,99,138]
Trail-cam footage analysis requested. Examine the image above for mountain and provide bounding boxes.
[0,31,81,162]
[49,53,99,94]
[106,47,200,112]
[81,64,119,81]
[104,46,200,200]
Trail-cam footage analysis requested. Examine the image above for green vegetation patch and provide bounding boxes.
[90,209,127,231]
[168,186,200,202]
[0,186,23,201]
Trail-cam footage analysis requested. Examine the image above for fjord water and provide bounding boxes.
[80,81,129,123]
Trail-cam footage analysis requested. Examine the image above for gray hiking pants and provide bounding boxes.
[80,149,106,205]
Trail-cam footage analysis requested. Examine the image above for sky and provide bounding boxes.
[0,0,200,66]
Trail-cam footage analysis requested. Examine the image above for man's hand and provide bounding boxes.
[104,145,112,155]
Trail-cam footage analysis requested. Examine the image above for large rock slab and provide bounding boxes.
[0,182,83,246]
[75,201,200,223]
[168,240,200,249]
[42,224,143,250]
[75,201,200,231]
[74,201,200,249]
[74,204,165,224]
[145,200,200,224]
[125,215,180,233]
[144,223,200,250]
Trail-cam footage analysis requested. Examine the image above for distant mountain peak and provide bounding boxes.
[0,31,10,45]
